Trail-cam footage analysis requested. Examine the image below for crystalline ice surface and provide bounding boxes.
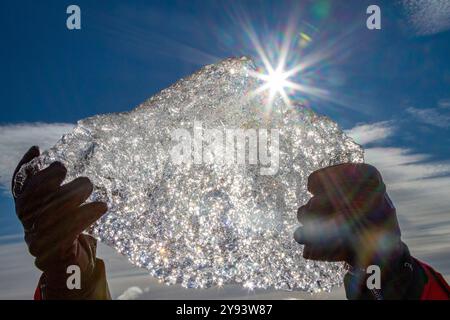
[17,57,363,292]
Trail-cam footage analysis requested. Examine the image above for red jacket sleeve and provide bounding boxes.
[344,245,449,300]
[417,259,450,300]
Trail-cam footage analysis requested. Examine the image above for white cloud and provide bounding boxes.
[402,0,450,36]
[0,241,346,299]
[438,99,450,109]
[366,147,450,264]
[117,286,144,300]
[345,121,394,145]
[406,107,450,128]
[0,241,40,299]
[0,123,73,192]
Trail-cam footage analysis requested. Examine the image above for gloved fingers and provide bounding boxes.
[54,177,94,207]
[299,193,386,223]
[38,201,106,250]
[11,146,40,193]
[297,202,338,226]
[294,218,343,244]
[294,222,351,262]
[63,201,108,244]
[298,195,375,241]
[15,162,68,229]
[294,210,352,245]
[307,163,348,194]
[35,177,94,232]
[308,195,335,212]
[293,225,307,244]
[28,200,105,249]
[22,162,67,199]
[297,196,334,222]
[27,214,73,259]
[297,205,309,224]
[302,240,349,262]
[307,163,383,197]
[28,202,107,269]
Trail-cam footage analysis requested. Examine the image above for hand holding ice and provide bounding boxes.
[15,57,363,292]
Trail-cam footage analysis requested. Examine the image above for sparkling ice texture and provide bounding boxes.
[17,57,363,292]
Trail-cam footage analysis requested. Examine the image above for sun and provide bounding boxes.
[237,13,335,114]
[249,58,300,110]
[261,66,291,97]
[245,27,306,109]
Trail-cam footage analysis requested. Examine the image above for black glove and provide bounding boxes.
[294,163,423,299]
[12,146,110,299]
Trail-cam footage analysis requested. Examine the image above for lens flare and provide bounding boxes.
[243,18,329,112]
[226,2,363,114]
[250,62,297,108]
[264,67,289,95]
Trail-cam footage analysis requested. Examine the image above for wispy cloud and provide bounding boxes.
[117,287,144,300]
[0,123,73,192]
[438,98,450,109]
[402,0,450,36]
[345,121,394,145]
[406,106,450,128]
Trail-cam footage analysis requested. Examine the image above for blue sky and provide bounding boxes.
[0,0,450,298]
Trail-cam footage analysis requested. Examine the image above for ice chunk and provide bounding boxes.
[15,57,363,292]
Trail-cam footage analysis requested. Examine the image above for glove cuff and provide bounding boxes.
[344,242,426,299]
[38,257,111,300]
[39,235,99,297]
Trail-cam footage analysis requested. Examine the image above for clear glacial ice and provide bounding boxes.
[15,57,363,292]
